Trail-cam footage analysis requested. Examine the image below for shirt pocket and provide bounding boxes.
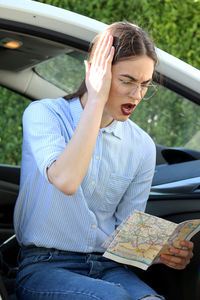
[100,173,132,212]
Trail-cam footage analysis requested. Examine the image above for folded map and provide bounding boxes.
[102,210,200,270]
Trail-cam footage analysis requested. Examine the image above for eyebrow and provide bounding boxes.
[119,74,152,84]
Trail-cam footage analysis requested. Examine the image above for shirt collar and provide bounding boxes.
[100,120,123,140]
[69,97,123,140]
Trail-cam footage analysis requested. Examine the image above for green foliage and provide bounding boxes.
[35,0,200,69]
[0,87,30,165]
[131,85,200,149]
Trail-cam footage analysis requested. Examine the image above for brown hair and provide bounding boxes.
[64,22,157,100]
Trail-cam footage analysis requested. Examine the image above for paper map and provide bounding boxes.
[102,210,200,270]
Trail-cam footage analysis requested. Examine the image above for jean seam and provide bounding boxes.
[139,296,165,300]
[17,284,103,300]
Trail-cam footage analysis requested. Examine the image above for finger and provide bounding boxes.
[104,46,115,71]
[106,44,115,63]
[93,31,108,59]
[164,259,185,270]
[163,260,186,270]
[161,253,190,267]
[169,247,193,259]
[180,240,194,250]
[169,240,194,257]
[160,254,183,269]
[99,35,114,68]
[161,254,183,264]
[94,33,114,70]
[93,31,110,67]
[84,60,90,80]
[160,254,190,270]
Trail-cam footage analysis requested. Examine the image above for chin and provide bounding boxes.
[114,115,130,122]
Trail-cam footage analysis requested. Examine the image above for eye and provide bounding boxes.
[120,80,132,85]
[141,81,153,88]
[141,82,153,89]
[141,84,149,89]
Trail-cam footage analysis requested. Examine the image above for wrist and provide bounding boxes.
[83,94,106,112]
[81,92,105,109]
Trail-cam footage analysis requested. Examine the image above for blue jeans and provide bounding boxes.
[15,246,165,300]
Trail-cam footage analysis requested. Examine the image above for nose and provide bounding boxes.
[128,86,142,101]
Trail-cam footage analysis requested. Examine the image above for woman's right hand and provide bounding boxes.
[84,32,115,106]
[47,32,115,195]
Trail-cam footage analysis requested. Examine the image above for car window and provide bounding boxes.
[35,50,87,94]
[35,51,200,151]
[35,50,200,154]
[0,86,30,165]
[131,85,200,151]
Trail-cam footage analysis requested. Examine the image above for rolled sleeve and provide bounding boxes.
[22,101,68,181]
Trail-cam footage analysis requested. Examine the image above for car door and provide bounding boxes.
[0,1,200,300]
[138,85,200,300]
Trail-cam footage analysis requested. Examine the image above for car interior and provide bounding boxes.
[0,12,200,300]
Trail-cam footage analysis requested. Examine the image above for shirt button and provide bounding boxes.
[88,246,93,251]
[96,156,99,160]
[91,181,95,185]
[92,224,97,229]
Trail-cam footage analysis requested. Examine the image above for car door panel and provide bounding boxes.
[144,171,200,300]
[0,165,19,243]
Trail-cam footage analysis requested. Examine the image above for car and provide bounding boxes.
[0,0,200,299]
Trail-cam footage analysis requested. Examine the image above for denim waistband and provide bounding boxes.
[21,245,103,257]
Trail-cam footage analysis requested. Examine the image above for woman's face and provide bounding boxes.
[101,55,155,128]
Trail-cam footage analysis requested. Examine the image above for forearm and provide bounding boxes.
[47,33,114,195]
[47,99,104,195]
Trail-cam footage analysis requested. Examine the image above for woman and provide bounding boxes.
[14,22,193,300]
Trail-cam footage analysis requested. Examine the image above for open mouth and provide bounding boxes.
[121,103,136,116]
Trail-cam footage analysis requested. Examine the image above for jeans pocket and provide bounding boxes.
[16,252,53,289]
[19,253,52,271]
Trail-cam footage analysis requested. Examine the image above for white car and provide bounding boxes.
[0,1,200,299]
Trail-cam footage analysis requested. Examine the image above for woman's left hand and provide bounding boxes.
[159,240,194,270]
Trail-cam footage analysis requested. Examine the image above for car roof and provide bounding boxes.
[0,0,199,101]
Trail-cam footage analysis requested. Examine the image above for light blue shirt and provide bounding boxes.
[14,97,156,252]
